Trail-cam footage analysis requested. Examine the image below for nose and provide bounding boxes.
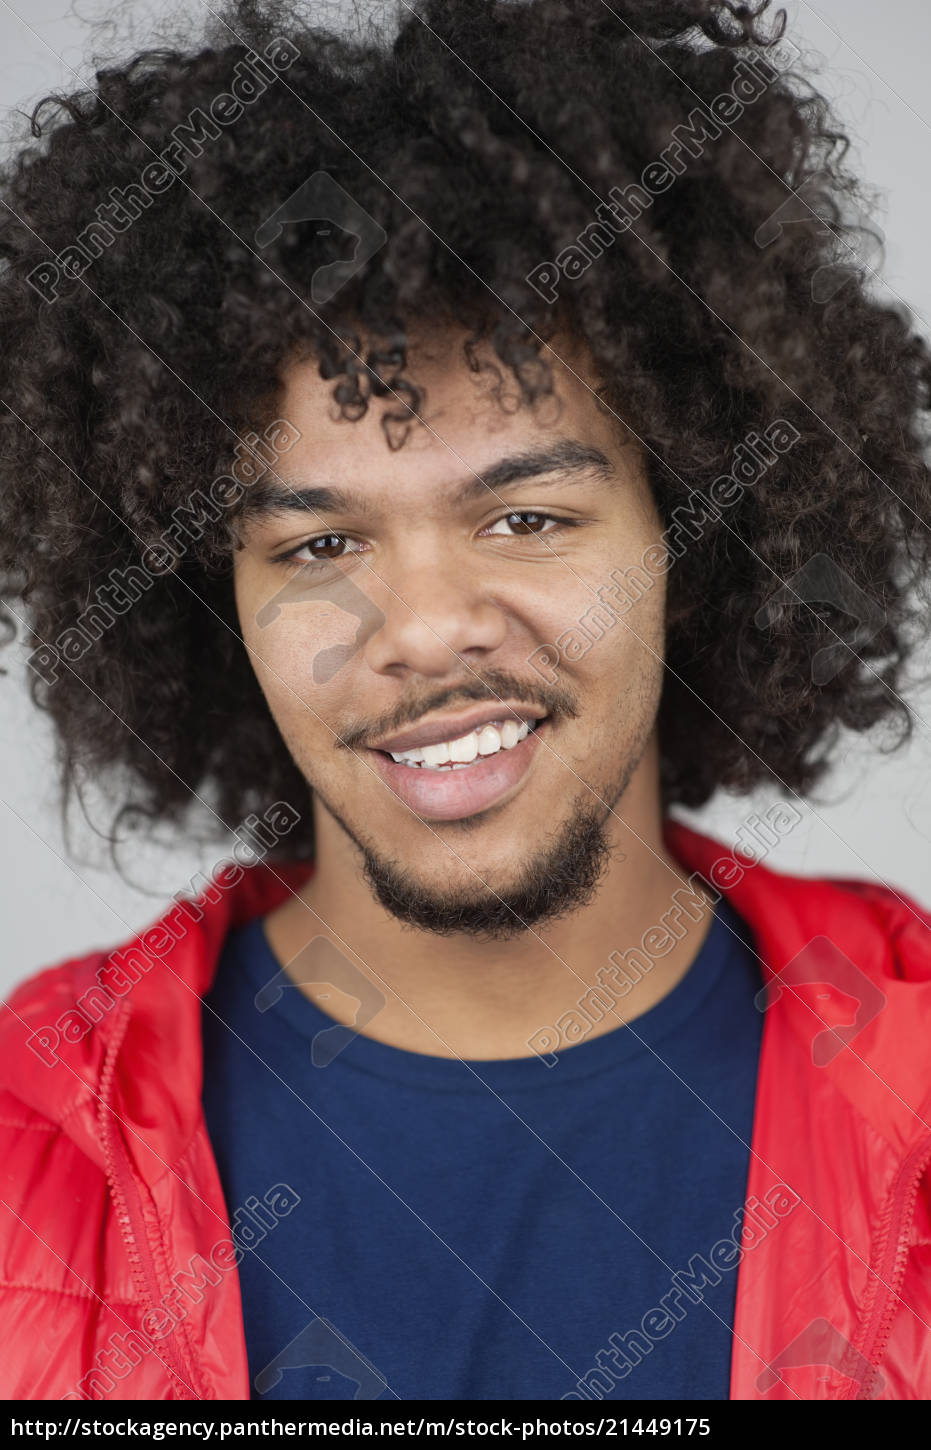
[361,556,508,679]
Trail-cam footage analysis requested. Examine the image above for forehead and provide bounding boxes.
[273,326,628,496]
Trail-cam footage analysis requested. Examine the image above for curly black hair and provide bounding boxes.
[1,0,929,861]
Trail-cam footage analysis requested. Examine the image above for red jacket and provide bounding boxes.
[2,819,931,1401]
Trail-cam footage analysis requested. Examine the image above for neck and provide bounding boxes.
[263,740,716,1060]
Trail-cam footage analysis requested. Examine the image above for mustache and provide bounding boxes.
[337,670,579,752]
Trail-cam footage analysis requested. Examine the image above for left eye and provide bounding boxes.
[483,512,564,536]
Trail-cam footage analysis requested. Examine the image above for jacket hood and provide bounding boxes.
[4,819,931,1188]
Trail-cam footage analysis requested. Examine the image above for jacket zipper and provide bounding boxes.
[98,998,202,1399]
[853,1130,931,1399]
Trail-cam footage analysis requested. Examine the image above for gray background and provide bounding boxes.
[1,0,930,993]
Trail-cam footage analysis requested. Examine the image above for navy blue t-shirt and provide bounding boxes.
[201,896,762,1401]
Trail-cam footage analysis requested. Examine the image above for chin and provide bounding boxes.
[356,797,615,939]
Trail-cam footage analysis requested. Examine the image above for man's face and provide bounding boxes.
[233,328,668,937]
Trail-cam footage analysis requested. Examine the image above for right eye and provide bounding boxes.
[281,533,367,565]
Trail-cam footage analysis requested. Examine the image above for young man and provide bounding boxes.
[1,0,930,1404]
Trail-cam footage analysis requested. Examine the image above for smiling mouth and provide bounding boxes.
[377,717,541,770]
[369,716,549,822]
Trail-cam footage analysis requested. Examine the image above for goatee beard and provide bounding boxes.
[354,796,620,940]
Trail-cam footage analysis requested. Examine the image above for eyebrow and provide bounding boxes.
[239,439,617,523]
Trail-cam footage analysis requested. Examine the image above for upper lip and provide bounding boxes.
[369,703,548,754]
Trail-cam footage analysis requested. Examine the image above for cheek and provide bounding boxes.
[235,563,348,733]
[524,540,667,685]
[245,624,352,749]
[240,548,372,655]
[240,554,389,679]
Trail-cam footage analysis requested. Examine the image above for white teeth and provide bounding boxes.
[449,731,479,762]
[500,720,520,749]
[388,718,535,769]
[477,724,502,755]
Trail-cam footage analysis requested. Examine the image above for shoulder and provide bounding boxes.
[1,942,114,1056]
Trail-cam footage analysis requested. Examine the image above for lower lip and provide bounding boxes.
[368,722,548,822]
